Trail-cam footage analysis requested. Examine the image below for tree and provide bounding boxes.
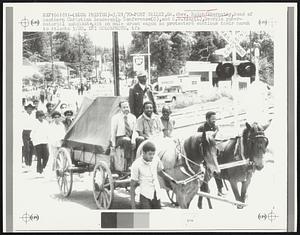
[189,31,226,61]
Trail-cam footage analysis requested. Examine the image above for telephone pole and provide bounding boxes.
[78,34,82,84]
[49,32,54,84]
[147,37,151,84]
[112,32,120,96]
[95,45,98,82]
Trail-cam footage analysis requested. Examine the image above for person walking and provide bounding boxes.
[128,71,157,118]
[48,111,66,175]
[130,141,178,209]
[197,111,225,197]
[31,110,50,175]
[62,110,74,131]
[22,102,36,169]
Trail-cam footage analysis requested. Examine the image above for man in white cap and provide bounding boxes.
[128,71,157,118]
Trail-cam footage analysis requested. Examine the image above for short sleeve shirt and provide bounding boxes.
[131,155,164,200]
[136,114,163,139]
[161,117,175,138]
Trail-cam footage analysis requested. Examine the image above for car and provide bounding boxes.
[154,85,183,104]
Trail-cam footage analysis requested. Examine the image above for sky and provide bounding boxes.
[86,31,133,48]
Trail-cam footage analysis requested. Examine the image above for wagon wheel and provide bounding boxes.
[55,147,73,197]
[93,161,114,209]
[166,190,179,206]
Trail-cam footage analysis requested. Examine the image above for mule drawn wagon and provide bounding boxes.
[54,96,268,209]
[54,96,134,209]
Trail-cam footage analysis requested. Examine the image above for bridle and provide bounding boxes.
[245,129,269,170]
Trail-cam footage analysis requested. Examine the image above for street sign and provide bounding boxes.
[133,56,145,72]
[219,31,247,57]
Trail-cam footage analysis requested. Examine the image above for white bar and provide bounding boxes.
[196,191,247,207]
[219,159,249,170]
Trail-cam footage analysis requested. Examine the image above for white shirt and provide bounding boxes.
[131,155,164,200]
[48,122,65,147]
[111,112,137,147]
[22,111,36,130]
[31,120,50,146]
[138,83,150,104]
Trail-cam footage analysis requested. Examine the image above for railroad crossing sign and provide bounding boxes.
[219,31,247,58]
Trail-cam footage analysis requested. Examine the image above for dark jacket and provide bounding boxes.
[128,83,157,118]
[197,121,218,132]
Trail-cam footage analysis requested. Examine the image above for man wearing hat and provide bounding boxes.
[128,71,157,118]
[31,110,50,174]
[62,110,74,131]
[22,102,36,168]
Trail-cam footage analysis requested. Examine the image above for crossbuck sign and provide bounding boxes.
[219,31,247,58]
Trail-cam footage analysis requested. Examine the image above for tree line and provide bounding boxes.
[23,31,274,85]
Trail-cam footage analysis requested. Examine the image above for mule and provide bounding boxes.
[198,122,270,208]
[135,131,219,209]
[183,131,221,209]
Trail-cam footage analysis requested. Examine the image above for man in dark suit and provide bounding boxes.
[128,71,157,118]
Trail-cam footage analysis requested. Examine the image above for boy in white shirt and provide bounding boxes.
[130,141,178,209]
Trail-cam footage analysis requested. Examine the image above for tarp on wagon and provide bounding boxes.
[63,96,123,154]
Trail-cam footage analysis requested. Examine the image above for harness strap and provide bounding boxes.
[233,136,246,160]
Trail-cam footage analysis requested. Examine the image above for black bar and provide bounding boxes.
[6,6,13,232]
[287,6,295,232]
[112,32,120,96]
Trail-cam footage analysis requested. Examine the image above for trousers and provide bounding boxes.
[139,191,161,209]
[22,130,33,166]
[35,144,49,173]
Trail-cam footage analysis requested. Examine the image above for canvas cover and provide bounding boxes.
[63,96,123,154]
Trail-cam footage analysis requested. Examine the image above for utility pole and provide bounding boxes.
[112,32,120,96]
[147,37,151,84]
[231,32,239,136]
[95,45,98,82]
[49,32,54,85]
[78,34,82,84]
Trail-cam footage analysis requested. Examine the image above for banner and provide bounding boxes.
[133,56,145,72]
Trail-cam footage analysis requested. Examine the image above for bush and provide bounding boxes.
[174,89,233,109]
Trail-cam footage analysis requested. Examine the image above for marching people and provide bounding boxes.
[111,100,138,168]
[197,111,225,196]
[31,110,50,175]
[130,141,178,209]
[135,101,164,149]
[45,102,54,123]
[22,102,36,169]
[160,105,175,138]
[39,88,45,104]
[128,71,157,118]
[62,109,74,131]
[48,111,66,175]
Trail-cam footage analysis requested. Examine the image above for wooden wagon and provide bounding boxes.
[54,96,133,209]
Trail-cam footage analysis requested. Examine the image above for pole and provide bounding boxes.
[254,47,260,82]
[50,32,54,84]
[112,32,120,96]
[78,34,82,85]
[147,37,151,84]
[231,31,239,136]
[95,45,97,82]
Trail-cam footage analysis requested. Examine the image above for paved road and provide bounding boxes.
[14,89,280,230]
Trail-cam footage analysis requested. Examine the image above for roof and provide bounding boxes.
[63,96,123,153]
